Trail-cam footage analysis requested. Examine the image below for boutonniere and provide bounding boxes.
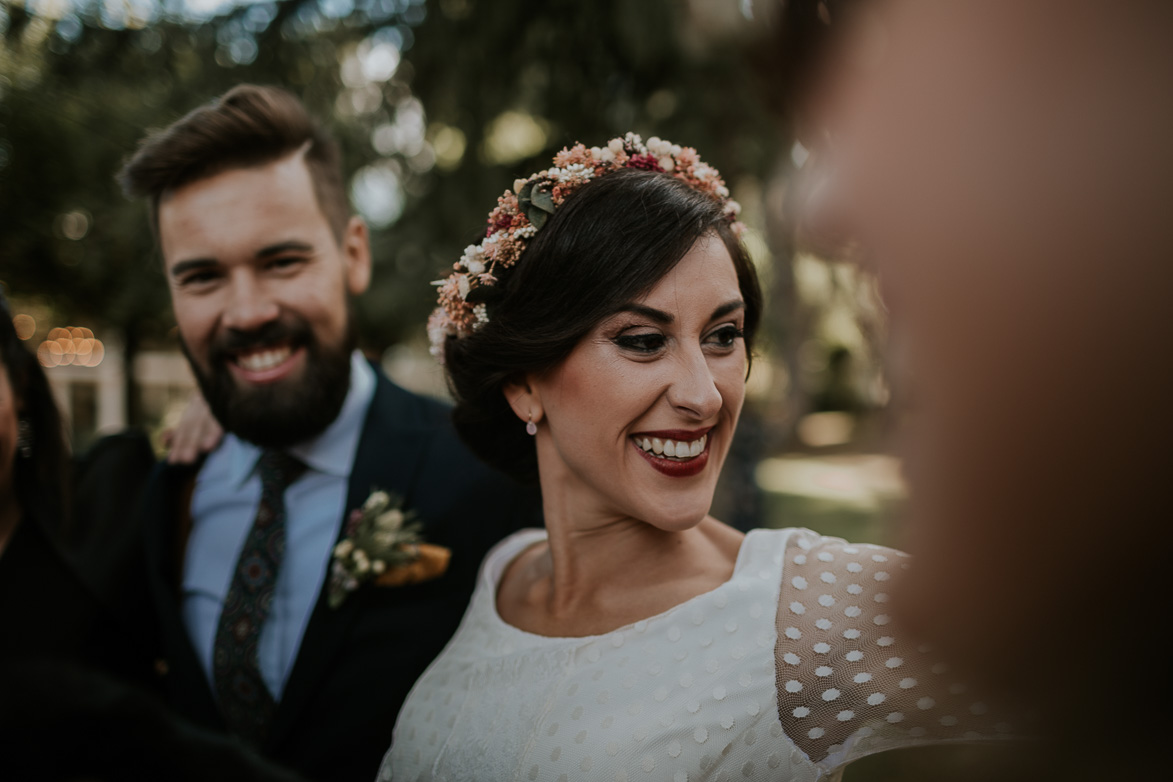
[327,490,451,609]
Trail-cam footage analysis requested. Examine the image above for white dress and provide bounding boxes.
[381,527,1007,781]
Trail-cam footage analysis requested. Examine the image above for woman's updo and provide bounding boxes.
[442,167,762,484]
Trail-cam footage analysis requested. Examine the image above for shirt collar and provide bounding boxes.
[223,351,377,488]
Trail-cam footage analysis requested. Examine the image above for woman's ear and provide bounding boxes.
[503,377,543,428]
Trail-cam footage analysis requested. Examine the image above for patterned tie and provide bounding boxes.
[213,449,306,744]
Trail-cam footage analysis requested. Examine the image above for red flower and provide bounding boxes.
[626,154,663,172]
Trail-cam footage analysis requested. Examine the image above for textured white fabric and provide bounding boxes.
[380,527,1006,781]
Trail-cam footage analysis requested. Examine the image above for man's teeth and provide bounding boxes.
[236,346,292,372]
[636,434,707,460]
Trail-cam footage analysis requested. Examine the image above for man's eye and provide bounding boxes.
[268,256,304,270]
[613,333,666,353]
[179,271,219,286]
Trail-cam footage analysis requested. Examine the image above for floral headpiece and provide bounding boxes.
[427,132,744,360]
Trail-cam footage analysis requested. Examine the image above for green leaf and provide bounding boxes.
[531,188,556,214]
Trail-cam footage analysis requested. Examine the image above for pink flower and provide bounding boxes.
[626,153,663,172]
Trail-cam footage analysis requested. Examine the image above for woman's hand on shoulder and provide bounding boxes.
[162,391,222,465]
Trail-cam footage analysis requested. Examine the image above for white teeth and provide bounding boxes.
[634,433,709,460]
[238,346,292,371]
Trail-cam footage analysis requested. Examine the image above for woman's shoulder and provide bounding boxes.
[477,527,548,590]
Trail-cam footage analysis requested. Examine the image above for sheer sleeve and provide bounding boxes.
[773,529,1012,771]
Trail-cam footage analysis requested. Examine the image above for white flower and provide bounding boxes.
[472,304,489,329]
[375,508,405,531]
[659,156,675,172]
[456,274,471,299]
[466,259,485,275]
[513,178,528,193]
[608,138,624,154]
[598,148,615,163]
[333,539,354,558]
[372,560,386,575]
[354,550,370,574]
[589,146,603,159]
[363,491,390,513]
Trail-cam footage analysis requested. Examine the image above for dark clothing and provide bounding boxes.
[138,369,540,781]
[1,435,306,781]
[0,660,307,782]
[0,431,156,682]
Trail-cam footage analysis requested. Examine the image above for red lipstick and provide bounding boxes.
[630,427,714,478]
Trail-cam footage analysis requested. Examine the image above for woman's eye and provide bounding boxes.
[706,325,744,349]
[613,333,666,353]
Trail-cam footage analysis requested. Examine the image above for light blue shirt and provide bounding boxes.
[182,352,376,699]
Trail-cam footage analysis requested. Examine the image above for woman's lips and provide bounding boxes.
[630,427,713,478]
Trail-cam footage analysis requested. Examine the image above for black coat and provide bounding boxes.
[140,368,540,781]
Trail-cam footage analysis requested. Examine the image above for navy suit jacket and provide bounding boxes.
[140,367,540,781]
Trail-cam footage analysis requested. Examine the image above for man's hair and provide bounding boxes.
[118,84,350,242]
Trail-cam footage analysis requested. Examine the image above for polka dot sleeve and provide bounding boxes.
[774,530,1010,770]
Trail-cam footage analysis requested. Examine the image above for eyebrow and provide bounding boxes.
[169,240,316,279]
[614,299,745,325]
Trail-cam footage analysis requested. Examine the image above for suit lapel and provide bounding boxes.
[142,460,224,730]
[266,368,433,748]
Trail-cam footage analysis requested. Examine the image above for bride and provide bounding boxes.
[381,135,1005,780]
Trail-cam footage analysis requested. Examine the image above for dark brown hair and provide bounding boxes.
[443,168,762,484]
[0,291,69,528]
[117,84,349,242]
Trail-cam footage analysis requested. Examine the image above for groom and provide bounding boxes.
[118,85,538,781]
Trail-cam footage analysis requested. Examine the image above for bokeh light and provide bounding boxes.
[12,314,36,340]
[38,325,103,368]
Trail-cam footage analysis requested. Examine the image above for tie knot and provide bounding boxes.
[257,449,306,493]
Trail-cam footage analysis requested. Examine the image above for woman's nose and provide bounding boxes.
[665,348,723,420]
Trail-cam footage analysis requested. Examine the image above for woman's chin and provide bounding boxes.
[632,499,713,533]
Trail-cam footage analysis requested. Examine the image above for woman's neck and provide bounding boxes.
[496,471,743,637]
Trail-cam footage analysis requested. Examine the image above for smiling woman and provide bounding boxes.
[381,137,1013,781]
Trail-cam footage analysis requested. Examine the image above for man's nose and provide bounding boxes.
[221,273,280,332]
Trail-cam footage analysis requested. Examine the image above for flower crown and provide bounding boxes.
[427,132,744,359]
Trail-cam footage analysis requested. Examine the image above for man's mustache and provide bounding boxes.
[208,319,312,362]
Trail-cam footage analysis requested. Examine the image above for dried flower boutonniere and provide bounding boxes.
[327,490,451,609]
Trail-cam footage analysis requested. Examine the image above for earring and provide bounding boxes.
[17,416,33,459]
[525,415,537,436]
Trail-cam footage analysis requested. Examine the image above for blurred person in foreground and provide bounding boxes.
[0,285,140,670]
[116,84,539,781]
[788,0,1173,776]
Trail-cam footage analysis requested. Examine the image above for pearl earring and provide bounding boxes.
[525,415,537,436]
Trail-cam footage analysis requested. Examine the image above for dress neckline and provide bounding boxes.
[481,526,775,643]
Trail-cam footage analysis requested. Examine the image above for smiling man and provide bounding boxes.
[117,85,539,781]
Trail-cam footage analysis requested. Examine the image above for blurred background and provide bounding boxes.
[0,4,1006,775]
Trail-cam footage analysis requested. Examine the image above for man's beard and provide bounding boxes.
[183,312,357,450]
